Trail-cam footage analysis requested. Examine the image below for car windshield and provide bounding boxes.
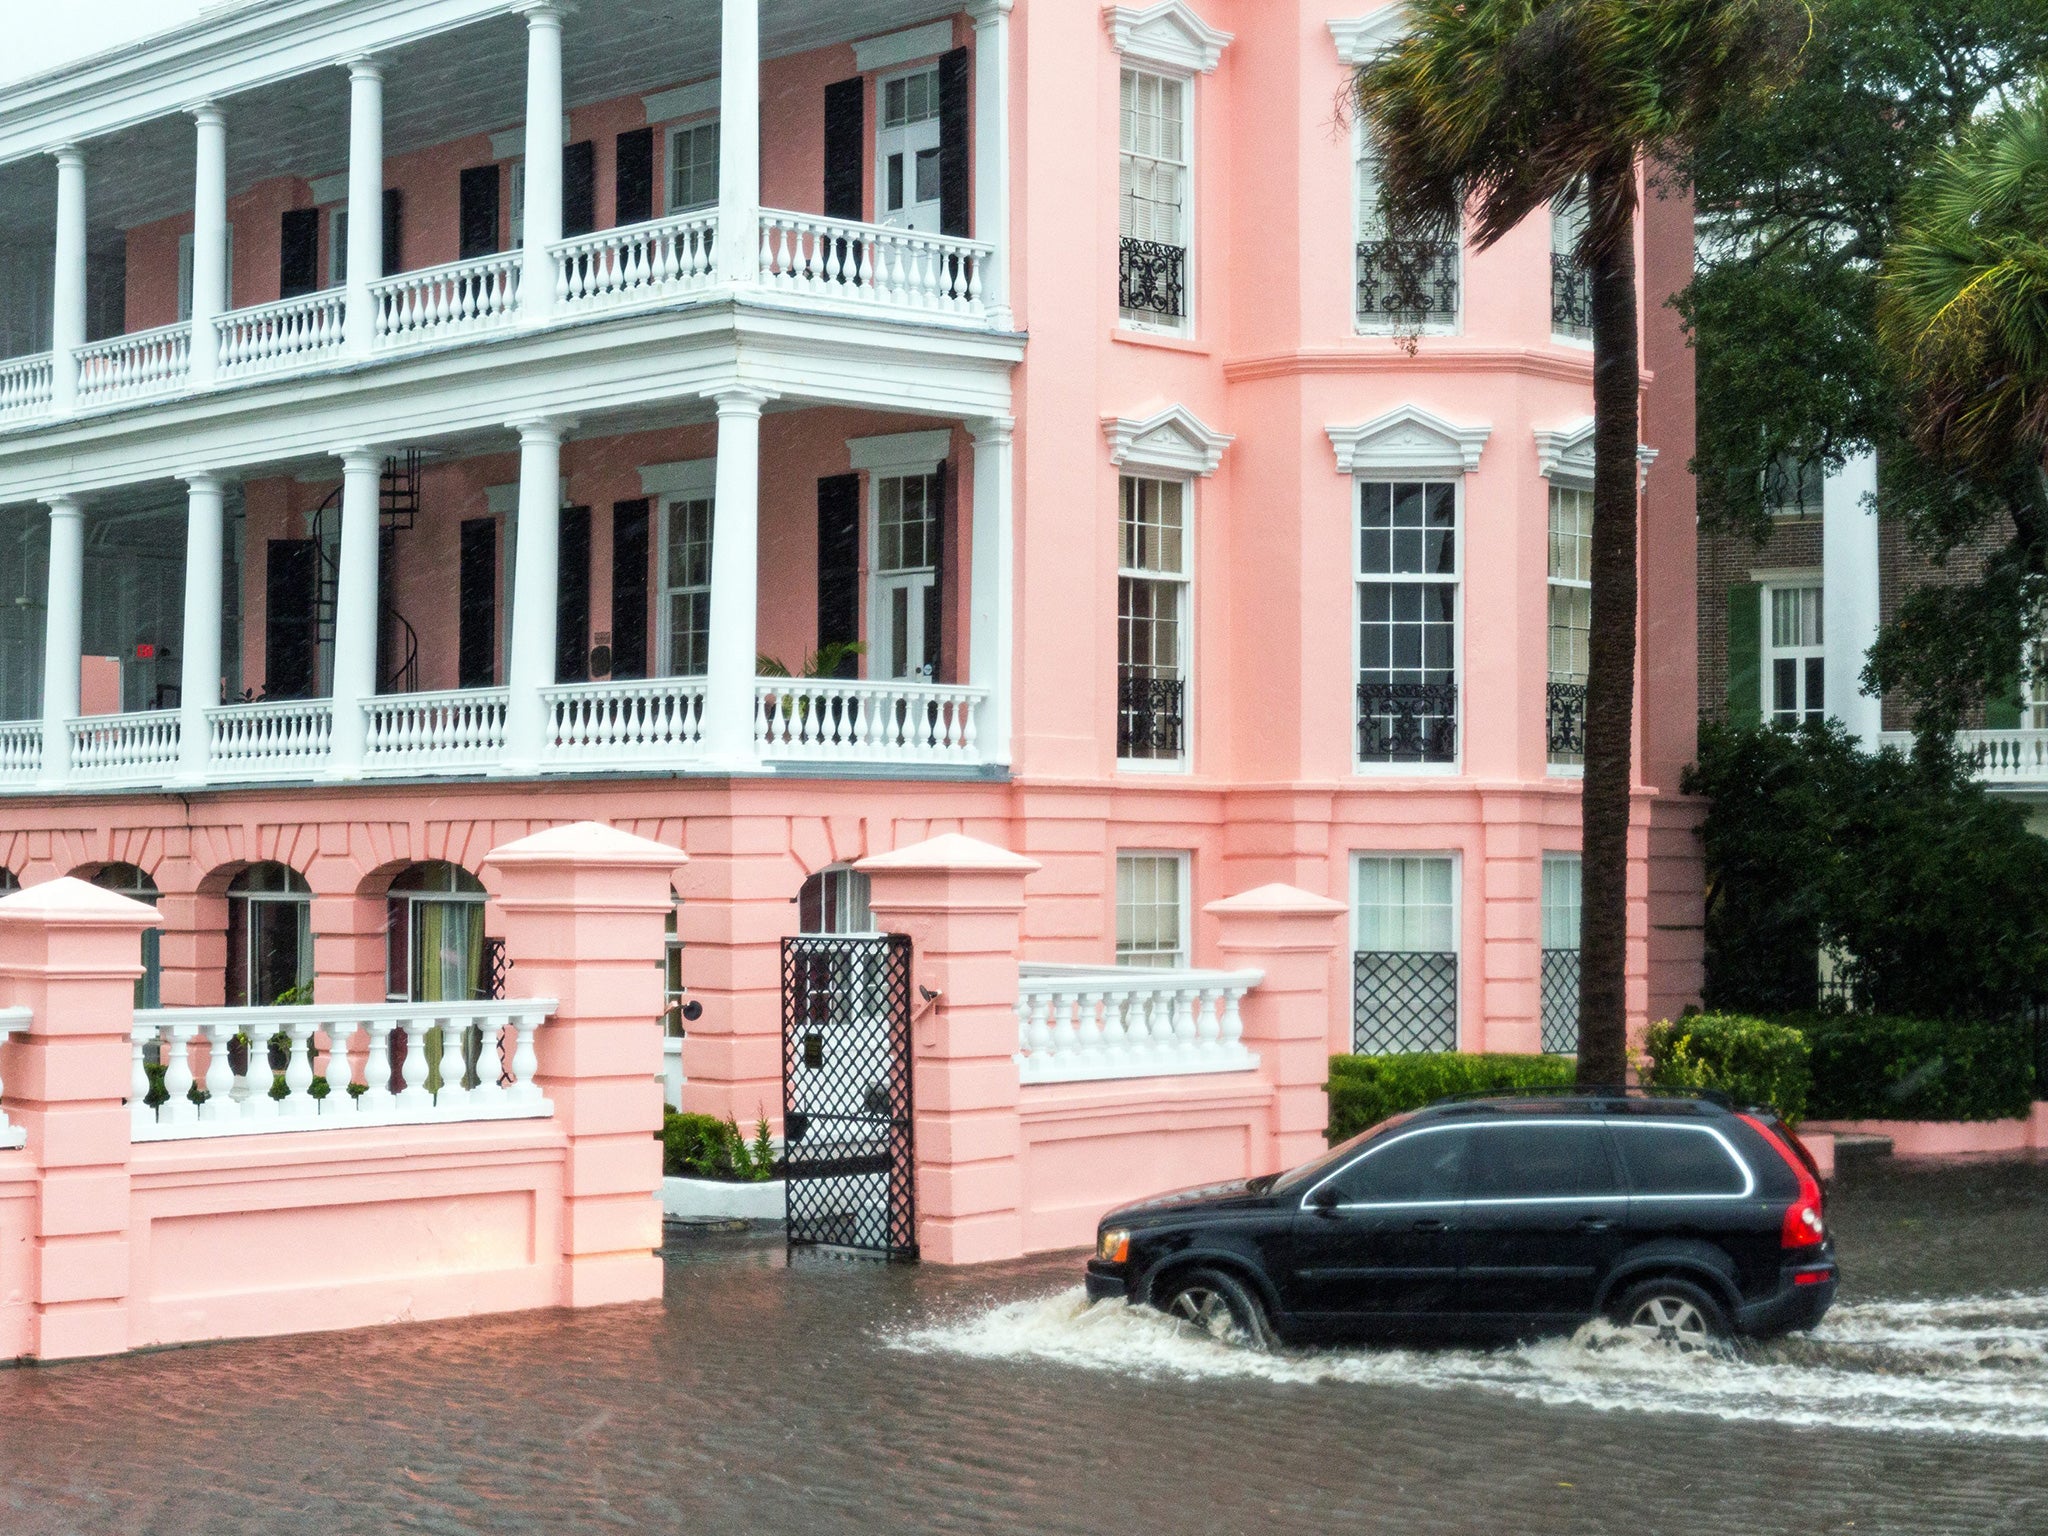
[1268,1111,1418,1194]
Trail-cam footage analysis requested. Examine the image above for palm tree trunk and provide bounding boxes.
[1577,162,1642,1086]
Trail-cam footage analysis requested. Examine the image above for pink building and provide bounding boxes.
[0,0,1702,1193]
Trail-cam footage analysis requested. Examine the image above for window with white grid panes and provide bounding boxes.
[1352,855,1459,1054]
[1543,854,1582,953]
[662,496,714,678]
[1764,455,1826,518]
[1119,67,1189,327]
[800,866,874,936]
[1357,481,1459,764]
[1119,476,1189,764]
[1765,583,1825,725]
[879,68,943,231]
[1354,116,1459,332]
[1548,485,1592,765]
[1116,853,1189,969]
[2028,641,2048,730]
[666,121,721,213]
[873,472,941,680]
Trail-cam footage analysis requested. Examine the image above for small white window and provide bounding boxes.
[666,120,721,213]
[1352,855,1459,1055]
[1116,852,1189,969]
[871,471,942,681]
[329,209,349,288]
[800,867,874,935]
[1765,584,1825,725]
[878,68,944,232]
[1764,455,1826,518]
[660,495,715,678]
[1547,484,1592,767]
[1119,67,1189,328]
[1118,476,1191,765]
[510,162,526,247]
[176,226,236,321]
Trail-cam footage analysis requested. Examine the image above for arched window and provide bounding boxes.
[798,866,872,936]
[89,864,160,1009]
[226,864,313,1007]
[386,862,487,1003]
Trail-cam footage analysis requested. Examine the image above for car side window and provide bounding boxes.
[1462,1123,1621,1200]
[1325,1128,1469,1205]
[1612,1124,1749,1196]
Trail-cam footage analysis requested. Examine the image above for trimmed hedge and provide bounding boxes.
[1641,1013,1811,1124]
[1788,1013,2037,1123]
[1326,1053,1575,1143]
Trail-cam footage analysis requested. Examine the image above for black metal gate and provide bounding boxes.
[781,933,917,1261]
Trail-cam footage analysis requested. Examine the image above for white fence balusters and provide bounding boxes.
[363,689,509,774]
[542,678,707,767]
[0,353,54,420]
[200,1021,236,1123]
[161,1025,200,1126]
[362,1021,397,1114]
[371,253,522,347]
[1014,965,1264,1085]
[67,712,181,783]
[74,323,193,403]
[754,679,988,764]
[128,1030,153,1139]
[216,292,348,378]
[435,1015,470,1112]
[757,211,994,318]
[207,700,335,780]
[0,722,39,786]
[553,212,719,313]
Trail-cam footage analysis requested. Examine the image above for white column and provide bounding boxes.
[503,420,565,770]
[1822,450,1882,747]
[38,497,85,789]
[328,450,384,777]
[702,389,769,768]
[969,0,1014,327]
[176,473,226,782]
[970,416,1015,765]
[189,103,229,386]
[344,57,385,355]
[717,0,761,284]
[517,3,565,325]
[49,146,87,412]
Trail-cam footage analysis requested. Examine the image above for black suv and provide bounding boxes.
[1085,1091,1836,1349]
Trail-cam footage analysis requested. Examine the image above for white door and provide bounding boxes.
[871,471,939,680]
[876,68,943,233]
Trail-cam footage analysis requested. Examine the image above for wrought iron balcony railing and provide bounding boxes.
[1120,237,1188,321]
[1552,252,1594,339]
[1118,670,1186,760]
[1356,680,1458,765]
[1355,238,1459,329]
[1547,679,1588,761]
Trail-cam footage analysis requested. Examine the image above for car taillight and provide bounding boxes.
[1739,1113,1827,1250]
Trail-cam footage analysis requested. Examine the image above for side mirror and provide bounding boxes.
[1307,1185,1341,1215]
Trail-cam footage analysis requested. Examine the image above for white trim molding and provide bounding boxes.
[848,428,953,478]
[486,475,567,514]
[489,117,572,162]
[643,79,719,124]
[1104,2,1233,74]
[854,20,957,74]
[1103,404,1233,477]
[640,458,718,498]
[1330,9,1409,66]
[1534,417,1660,489]
[1329,405,1490,477]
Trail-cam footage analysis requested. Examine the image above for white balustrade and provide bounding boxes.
[130,1000,556,1142]
[1015,964,1263,1085]
[364,688,509,774]
[0,721,39,786]
[67,711,181,783]
[758,212,993,319]
[543,677,707,767]
[0,1007,27,1151]
[1953,729,2048,785]
[206,700,335,780]
[74,323,193,403]
[371,253,522,347]
[755,679,987,764]
[215,291,348,378]
[554,212,719,314]
[0,353,53,421]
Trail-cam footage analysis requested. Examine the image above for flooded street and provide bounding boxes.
[3,1154,2046,1536]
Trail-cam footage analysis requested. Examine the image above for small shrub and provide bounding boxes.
[1325,1053,1577,1143]
[1787,1013,2036,1123]
[1641,1014,1811,1123]
[663,1110,780,1182]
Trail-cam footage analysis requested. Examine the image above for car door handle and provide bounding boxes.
[1576,1216,1616,1232]
[1410,1218,1448,1233]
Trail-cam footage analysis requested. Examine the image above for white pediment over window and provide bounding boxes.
[1104,405,1234,477]
[1328,405,1490,477]
[1330,7,1410,66]
[1535,417,1661,489]
[1104,2,1234,74]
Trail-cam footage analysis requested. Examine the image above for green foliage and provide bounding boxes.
[1790,1013,2037,1122]
[1686,720,2048,1019]
[756,642,867,680]
[1325,1053,1577,1143]
[662,1110,780,1183]
[1641,1014,1812,1123]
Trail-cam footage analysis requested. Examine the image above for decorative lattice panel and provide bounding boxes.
[1353,951,1459,1055]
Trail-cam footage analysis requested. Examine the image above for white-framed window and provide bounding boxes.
[510,162,526,247]
[871,471,942,681]
[1549,184,1592,342]
[664,902,687,1039]
[1118,475,1191,766]
[1356,480,1460,767]
[1116,851,1190,969]
[1547,483,1592,768]
[1119,66,1190,330]
[385,862,488,1004]
[1540,852,1582,1055]
[659,493,715,679]
[1355,117,1459,333]
[1765,583,1825,726]
[90,864,161,1010]
[666,119,721,214]
[328,208,349,288]
[1352,854,1459,1054]
[1763,454,1826,518]
[176,226,235,321]
[800,866,874,936]
[877,67,944,232]
[2028,639,2048,730]
[226,863,314,1008]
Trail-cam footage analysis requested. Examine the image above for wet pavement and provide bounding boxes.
[2,1154,2046,1536]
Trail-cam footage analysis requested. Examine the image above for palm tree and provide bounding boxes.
[1355,0,1809,1084]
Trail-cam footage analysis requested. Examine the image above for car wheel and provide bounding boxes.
[1158,1267,1275,1351]
[1613,1276,1730,1352]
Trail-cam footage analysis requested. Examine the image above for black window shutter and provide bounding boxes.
[817,474,862,677]
[610,499,651,680]
[926,463,948,681]
[458,519,498,689]
[279,208,320,298]
[938,48,972,239]
[264,540,318,700]
[824,78,865,221]
[563,140,597,237]
[556,505,592,684]
[382,187,404,275]
[615,128,655,225]
[458,165,501,259]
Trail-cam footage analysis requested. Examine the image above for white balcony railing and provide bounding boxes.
[207,698,335,781]
[75,322,192,403]
[130,1000,555,1142]
[0,353,53,420]
[216,291,348,379]
[755,679,986,764]
[0,721,39,785]
[554,211,719,315]
[1880,729,2048,787]
[364,688,509,774]
[543,676,706,768]
[758,213,994,319]
[68,711,181,783]
[371,252,522,348]
[1015,963,1263,1085]
[0,1006,27,1151]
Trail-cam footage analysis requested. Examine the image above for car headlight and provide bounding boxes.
[1097,1228,1131,1263]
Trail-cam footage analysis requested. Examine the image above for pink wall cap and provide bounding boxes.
[0,876,164,928]
[857,834,1041,876]
[484,821,688,870]
[1205,884,1348,918]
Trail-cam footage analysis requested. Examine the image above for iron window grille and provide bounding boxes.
[1119,670,1186,759]
[1357,680,1458,764]
[1552,252,1594,339]
[1355,238,1459,330]
[1353,950,1459,1055]
[1547,680,1588,760]
[1120,237,1187,321]
[1540,948,1581,1055]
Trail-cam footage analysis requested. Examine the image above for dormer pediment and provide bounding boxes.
[1330,7,1411,67]
[1104,405,1234,477]
[1104,2,1234,74]
[1328,405,1491,477]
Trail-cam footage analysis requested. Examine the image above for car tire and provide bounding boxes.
[1612,1276,1731,1352]
[1157,1267,1276,1351]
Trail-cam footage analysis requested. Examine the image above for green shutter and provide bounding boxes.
[1727,583,1763,726]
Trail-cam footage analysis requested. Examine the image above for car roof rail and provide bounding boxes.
[1431,1084,1737,1112]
